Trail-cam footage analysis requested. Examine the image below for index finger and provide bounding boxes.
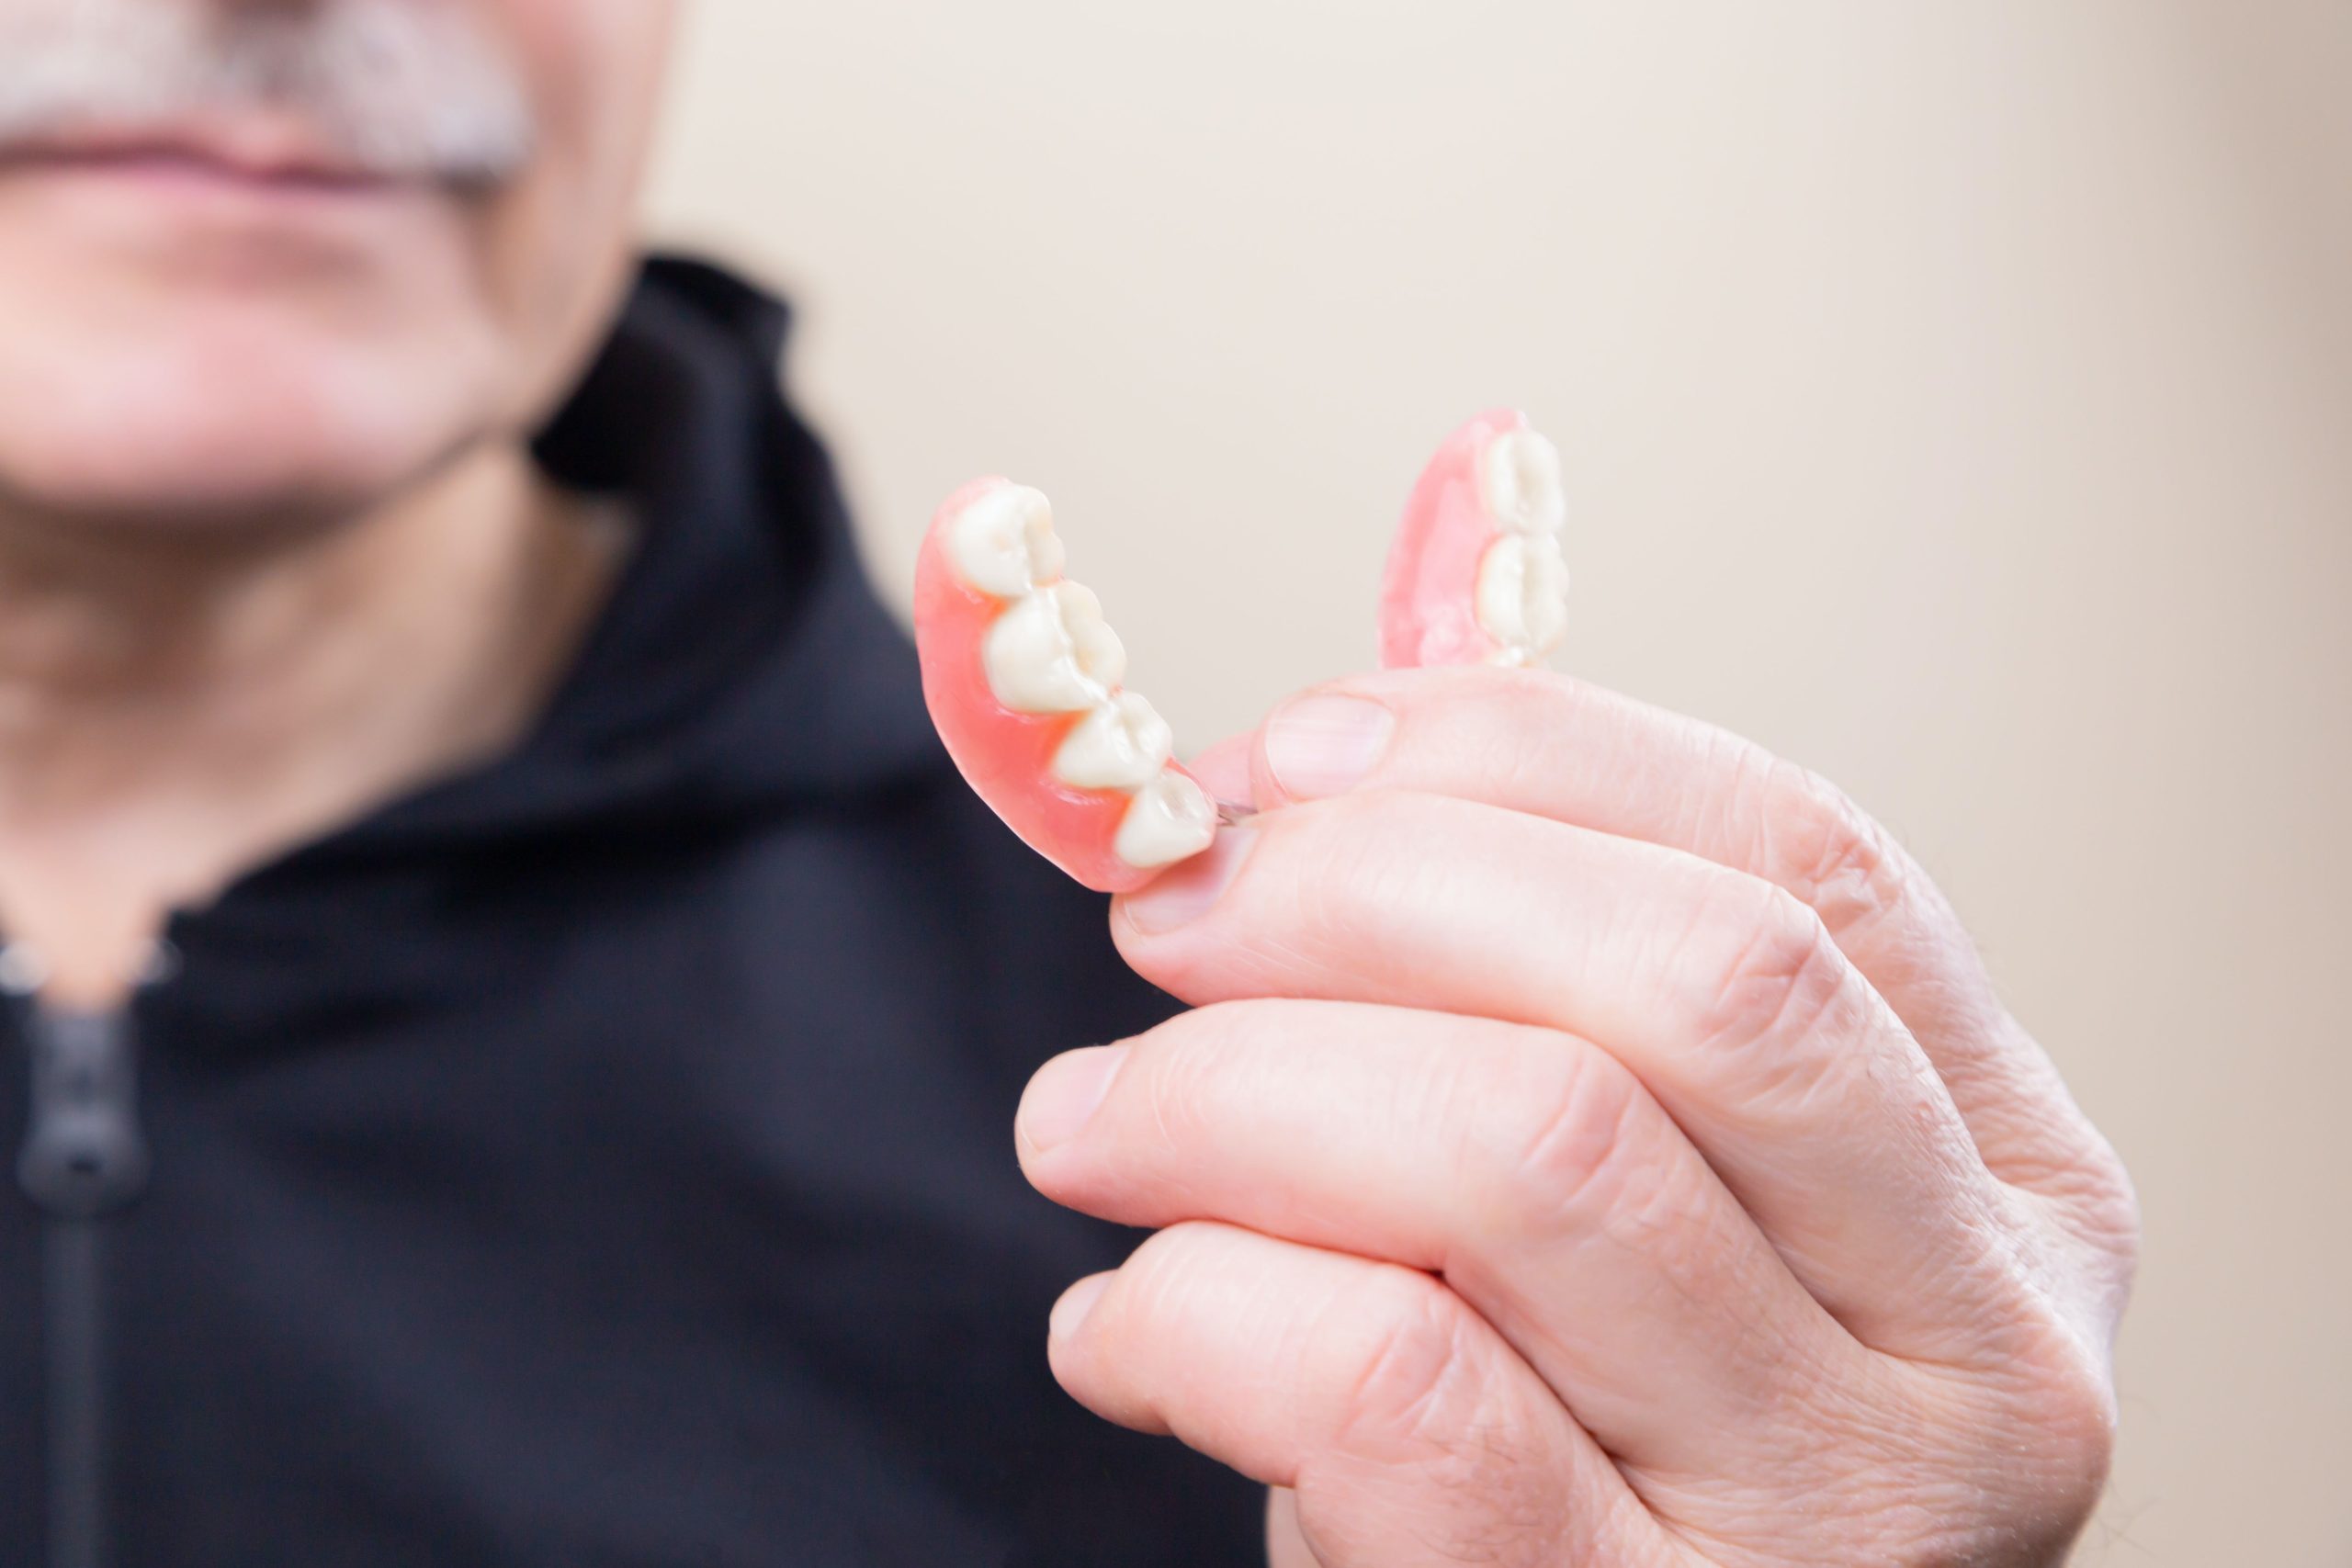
[1236,664,2106,1195]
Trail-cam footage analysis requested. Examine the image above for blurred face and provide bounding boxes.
[0,0,679,531]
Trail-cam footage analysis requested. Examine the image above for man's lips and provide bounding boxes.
[0,122,403,197]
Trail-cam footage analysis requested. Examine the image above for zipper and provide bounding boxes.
[10,951,160,1568]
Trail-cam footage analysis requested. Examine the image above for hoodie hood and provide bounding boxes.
[145,257,956,1052]
[273,255,948,863]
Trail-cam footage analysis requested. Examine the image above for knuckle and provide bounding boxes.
[1748,751,1911,941]
[2087,1161,2144,1299]
[2033,1352,2124,1521]
[2038,1127,2143,1314]
[1481,1043,1648,1238]
[1822,1341,2120,1567]
[1314,1274,1564,1562]
[1976,1327,2123,1544]
[2075,1131,2143,1262]
[1328,1270,1491,1455]
[1676,873,1855,1071]
[1975,1085,2143,1315]
[1887,1263,2126,1551]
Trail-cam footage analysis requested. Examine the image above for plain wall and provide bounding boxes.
[640,4,2352,1562]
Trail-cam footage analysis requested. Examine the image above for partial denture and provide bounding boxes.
[1378,410,1570,670]
[913,479,1217,893]
[917,412,1568,889]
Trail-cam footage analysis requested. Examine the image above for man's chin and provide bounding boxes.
[0,346,503,539]
[4,473,391,543]
[0,410,480,542]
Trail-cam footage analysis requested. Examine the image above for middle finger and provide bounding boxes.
[1113,792,2020,1363]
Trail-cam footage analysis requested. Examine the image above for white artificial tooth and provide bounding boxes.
[1059,584,1128,690]
[1053,693,1175,792]
[1481,429,1566,536]
[949,484,1066,598]
[1476,533,1571,657]
[982,581,1127,714]
[1114,769,1217,869]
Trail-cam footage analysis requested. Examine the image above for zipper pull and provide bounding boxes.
[17,1009,149,1220]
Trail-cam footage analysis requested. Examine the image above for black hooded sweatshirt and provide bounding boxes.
[0,259,1265,1566]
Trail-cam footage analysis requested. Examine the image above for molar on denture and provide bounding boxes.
[1473,427,1571,662]
[949,483,1065,598]
[1113,770,1217,868]
[981,581,1128,714]
[1376,411,1577,673]
[1480,428,1567,536]
[1053,692,1174,792]
[1476,532,1572,663]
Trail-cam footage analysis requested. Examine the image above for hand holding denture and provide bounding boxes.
[917,415,2136,1566]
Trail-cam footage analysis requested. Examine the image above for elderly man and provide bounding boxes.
[0,3,2137,1565]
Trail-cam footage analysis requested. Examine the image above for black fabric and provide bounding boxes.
[0,257,1265,1566]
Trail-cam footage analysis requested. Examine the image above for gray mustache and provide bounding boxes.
[0,0,535,183]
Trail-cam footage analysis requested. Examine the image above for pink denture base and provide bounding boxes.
[912,478,1193,895]
[1377,408,1527,670]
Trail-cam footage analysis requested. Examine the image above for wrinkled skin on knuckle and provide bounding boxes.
[1698,1296,2117,1568]
[2025,1352,2123,1541]
[2032,1124,2143,1307]
[1669,874,1859,1106]
[1644,1361,2109,1568]
[1327,1271,1490,1457]
[1470,1040,1649,1247]
[1928,1168,2133,1386]
[2078,1144,2143,1307]
[1747,754,1911,945]
[1950,1284,2123,1512]
[1951,1012,2144,1283]
[1317,1279,1514,1476]
[1938,1347,2117,1566]
[1301,1276,1577,1567]
[1488,1043,1733,1292]
[2012,1357,2122,1543]
[1871,1368,2115,1568]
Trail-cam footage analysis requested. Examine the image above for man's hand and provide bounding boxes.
[1013,666,2139,1567]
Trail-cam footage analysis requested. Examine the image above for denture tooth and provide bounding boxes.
[949,484,1066,598]
[1053,693,1175,792]
[1062,588,1127,689]
[982,581,1128,714]
[1475,532,1571,658]
[1481,429,1566,536]
[1114,769,1218,869]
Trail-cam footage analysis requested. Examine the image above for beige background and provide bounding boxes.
[641,3,2352,1563]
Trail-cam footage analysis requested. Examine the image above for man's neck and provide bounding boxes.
[0,445,632,1009]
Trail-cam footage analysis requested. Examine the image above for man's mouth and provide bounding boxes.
[0,118,409,199]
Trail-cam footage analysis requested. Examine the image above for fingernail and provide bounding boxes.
[1017,1044,1128,1155]
[1121,825,1256,935]
[1262,694,1394,800]
[1049,1273,1113,1341]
